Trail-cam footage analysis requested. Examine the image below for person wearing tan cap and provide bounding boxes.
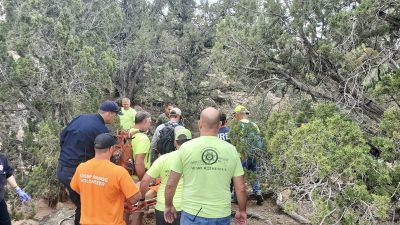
[151,108,184,162]
[140,128,192,225]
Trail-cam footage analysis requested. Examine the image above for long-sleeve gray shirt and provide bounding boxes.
[150,122,184,162]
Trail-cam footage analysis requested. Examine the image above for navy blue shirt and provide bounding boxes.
[0,154,14,201]
[59,114,109,168]
[218,126,231,143]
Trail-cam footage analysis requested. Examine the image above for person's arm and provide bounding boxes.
[126,191,142,205]
[139,173,153,198]
[135,154,146,180]
[233,175,247,225]
[6,175,18,188]
[3,156,30,202]
[233,175,247,211]
[7,176,30,201]
[231,146,247,225]
[165,171,181,207]
[164,171,181,223]
[119,169,141,206]
[140,156,162,196]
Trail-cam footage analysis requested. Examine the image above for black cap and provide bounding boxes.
[94,133,117,149]
[220,113,227,121]
[100,101,123,115]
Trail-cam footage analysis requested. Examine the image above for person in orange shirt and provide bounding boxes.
[71,133,141,225]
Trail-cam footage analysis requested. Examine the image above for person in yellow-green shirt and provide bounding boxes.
[127,111,152,225]
[165,107,247,225]
[119,98,137,130]
[140,128,192,225]
[233,105,264,206]
[131,111,152,180]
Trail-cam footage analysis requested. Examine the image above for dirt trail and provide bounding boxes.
[12,197,301,225]
[142,198,301,225]
[232,198,300,225]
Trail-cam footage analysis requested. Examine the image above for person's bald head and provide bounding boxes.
[198,107,221,134]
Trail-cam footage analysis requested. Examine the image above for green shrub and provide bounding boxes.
[24,119,62,201]
[232,103,397,224]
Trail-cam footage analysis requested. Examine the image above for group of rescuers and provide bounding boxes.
[0,98,264,225]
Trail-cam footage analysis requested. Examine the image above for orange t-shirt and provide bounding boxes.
[70,159,138,225]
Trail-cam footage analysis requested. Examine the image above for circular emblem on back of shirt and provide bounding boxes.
[202,149,218,165]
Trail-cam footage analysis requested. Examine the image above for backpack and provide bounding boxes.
[241,122,263,157]
[156,122,179,155]
[111,130,135,175]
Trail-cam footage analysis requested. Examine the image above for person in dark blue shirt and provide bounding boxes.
[0,153,30,225]
[56,100,121,225]
[218,113,231,143]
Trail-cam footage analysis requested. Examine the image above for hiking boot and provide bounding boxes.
[255,194,264,206]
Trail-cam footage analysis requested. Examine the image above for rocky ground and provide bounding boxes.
[12,197,301,225]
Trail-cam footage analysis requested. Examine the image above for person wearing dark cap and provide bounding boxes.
[218,113,231,143]
[57,100,122,225]
[140,128,192,225]
[70,133,141,225]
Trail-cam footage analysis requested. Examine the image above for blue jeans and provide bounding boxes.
[242,158,262,195]
[180,211,230,225]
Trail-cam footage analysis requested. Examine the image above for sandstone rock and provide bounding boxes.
[12,219,39,225]
[39,208,75,225]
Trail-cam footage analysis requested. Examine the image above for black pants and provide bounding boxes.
[155,209,181,225]
[57,164,81,225]
[0,199,11,225]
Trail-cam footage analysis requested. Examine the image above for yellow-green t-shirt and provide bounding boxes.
[171,136,244,218]
[240,119,260,133]
[146,151,183,211]
[119,108,137,130]
[132,133,151,170]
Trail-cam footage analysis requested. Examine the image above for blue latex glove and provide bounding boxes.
[16,187,30,202]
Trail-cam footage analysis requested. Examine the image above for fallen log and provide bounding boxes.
[276,190,311,224]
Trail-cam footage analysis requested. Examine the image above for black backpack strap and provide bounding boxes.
[128,136,136,175]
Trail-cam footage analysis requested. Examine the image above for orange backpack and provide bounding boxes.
[111,130,135,175]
